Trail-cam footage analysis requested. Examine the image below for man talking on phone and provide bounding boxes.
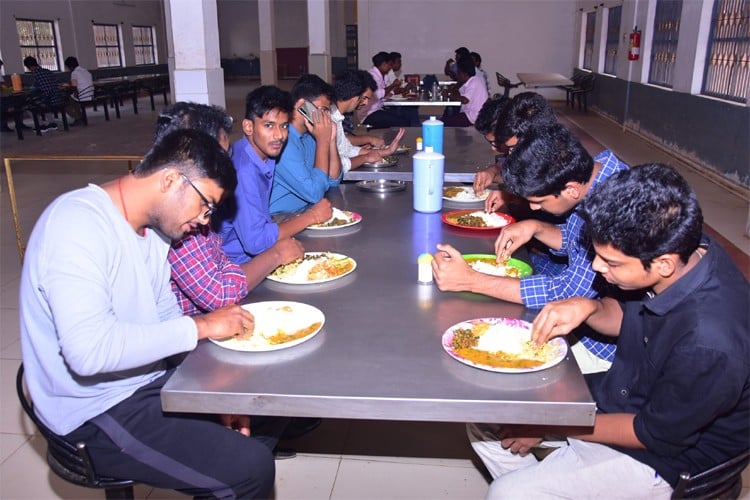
[269,74,342,215]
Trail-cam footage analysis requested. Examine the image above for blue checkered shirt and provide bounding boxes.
[519,150,628,361]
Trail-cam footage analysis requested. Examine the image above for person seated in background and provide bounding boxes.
[20,129,279,497]
[23,56,65,132]
[478,92,557,211]
[384,51,419,126]
[332,69,405,173]
[63,56,93,126]
[357,52,411,129]
[468,164,749,499]
[218,85,323,265]
[385,51,403,88]
[157,102,303,315]
[433,123,629,374]
[470,51,491,96]
[269,74,342,214]
[444,46,471,81]
[442,56,489,127]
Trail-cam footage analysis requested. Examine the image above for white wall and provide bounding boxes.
[356,0,578,97]
[217,0,261,58]
[0,0,166,74]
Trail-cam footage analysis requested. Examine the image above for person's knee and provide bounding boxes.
[231,441,275,497]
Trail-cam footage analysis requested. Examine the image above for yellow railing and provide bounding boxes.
[3,155,143,263]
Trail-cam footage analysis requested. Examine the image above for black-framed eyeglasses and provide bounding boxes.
[180,173,216,218]
[484,136,497,148]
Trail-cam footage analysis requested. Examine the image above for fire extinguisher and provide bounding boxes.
[628,27,641,61]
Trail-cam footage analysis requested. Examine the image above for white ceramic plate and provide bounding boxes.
[442,186,490,202]
[442,317,568,373]
[209,301,325,352]
[308,207,363,230]
[267,252,357,284]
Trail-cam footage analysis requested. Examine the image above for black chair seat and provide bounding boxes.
[671,450,749,499]
[24,92,69,135]
[16,364,136,499]
[138,75,170,111]
[495,72,522,98]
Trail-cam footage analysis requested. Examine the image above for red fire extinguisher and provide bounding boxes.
[628,27,641,61]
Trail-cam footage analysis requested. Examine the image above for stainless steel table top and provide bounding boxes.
[517,72,574,88]
[162,183,596,427]
[384,97,461,107]
[343,127,499,183]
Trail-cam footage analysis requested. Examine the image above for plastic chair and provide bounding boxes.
[495,72,521,98]
[16,364,136,499]
[139,75,170,111]
[671,450,749,499]
[568,73,595,112]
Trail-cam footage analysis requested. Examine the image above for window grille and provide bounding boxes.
[604,6,622,74]
[702,0,749,103]
[649,0,683,88]
[93,24,122,68]
[133,26,156,65]
[583,11,596,70]
[16,19,59,71]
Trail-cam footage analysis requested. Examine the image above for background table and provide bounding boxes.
[517,72,574,88]
[162,183,596,427]
[343,127,499,183]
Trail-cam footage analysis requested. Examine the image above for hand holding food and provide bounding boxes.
[484,190,505,213]
[271,237,305,266]
[194,304,255,341]
[474,164,499,194]
[494,220,536,260]
[307,198,333,226]
[432,243,475,292]
[530,297,598,345]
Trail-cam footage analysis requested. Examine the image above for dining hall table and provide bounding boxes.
[161,154,597,427]
[516,72,574,88]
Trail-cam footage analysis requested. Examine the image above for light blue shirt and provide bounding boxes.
[269,126,341,215]
[218,137,279,264]
[20,185,197,435]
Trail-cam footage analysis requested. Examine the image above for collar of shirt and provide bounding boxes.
[331,104,345,123]
[641,235,714,316]
[232,136,276,179]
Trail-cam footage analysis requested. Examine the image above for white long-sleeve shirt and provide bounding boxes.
[20,184,197,435]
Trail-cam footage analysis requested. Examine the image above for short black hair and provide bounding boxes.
[23,56,38,69]
[360,70,377,92]
[502,123,593,198]
[372,51,391,67]
[245,85,293,120]
[456,57,476,77]
[134,128,237,193]
[455,47,471,60]
[495,92,556,145]
[334,69,366,101]
[155,102,233,144]
[64,56,79,70]
[581,163,703,269]
[474,96,511,135]
[470,51,482,65]
[389,51,401,61]
[291,74,335,103]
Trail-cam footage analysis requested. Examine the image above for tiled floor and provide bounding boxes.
[1,81,748,499]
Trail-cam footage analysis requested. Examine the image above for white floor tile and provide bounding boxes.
[1,358,31,435]
[0,432,30,463]
[0,337,22,360]
[275,454,341,499]
[0,307,20,351]
[331,457,489,499]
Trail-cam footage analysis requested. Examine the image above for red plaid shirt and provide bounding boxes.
[168,226,248,315]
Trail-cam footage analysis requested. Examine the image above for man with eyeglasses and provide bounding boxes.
[19,129,277,498]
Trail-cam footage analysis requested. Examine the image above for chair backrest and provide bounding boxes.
[671,450,749,499]
[15,363,136,492]
[422,74,438,91]
[496,72,510,87]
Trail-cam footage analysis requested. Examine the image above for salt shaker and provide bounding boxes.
[418,253,434,283]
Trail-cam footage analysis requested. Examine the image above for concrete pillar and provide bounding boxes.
[165,0,225,107]
[307,0,330,80]
[258,0,277,86]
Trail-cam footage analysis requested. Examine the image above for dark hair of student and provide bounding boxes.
[372,51,391,67]
[245,85,293,120]
[502,123,593,198]
[456,57,476,77]
[154,102,233,144]
[23,56,38,69]
[470,51,482,65]
[494,92,556,145]
[360,70,377,92]
[454,47,471,60]
[291,74,335,103]
[134,129,237,193]
[474,96,511,136]
[581,163,703,269]
[388,51,401,61]
[334,70,366,101]
[64,56,79,70]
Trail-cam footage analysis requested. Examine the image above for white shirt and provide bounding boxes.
[71,66,94,101]
[460,75,489,124]
[331,105,362,173]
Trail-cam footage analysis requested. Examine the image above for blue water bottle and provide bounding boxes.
[412,146,445,213]
[422,116,444,154]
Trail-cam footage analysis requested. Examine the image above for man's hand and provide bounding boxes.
[484,190,504,213]
[306,198,333,226]
[496,425,545,456]
[220,414,251,437]
[494,220,538,261]
[431,243,475,292]
[270,237,305,265]
[474,164,499,194]
[380,128,405,156]
[308,106,333,144]
[193,304,255,341]
[531,297,599,345]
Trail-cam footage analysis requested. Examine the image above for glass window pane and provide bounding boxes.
[583,12,596,70]
[648,0,683,88]
[604,6,622,74]
[702,0,749,103]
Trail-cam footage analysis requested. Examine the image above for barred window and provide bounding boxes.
[604,6,622,75]
[16,19,59,71]
[583,11,596,70]
[93,24,122,68]
[702,0,749,103]
[133,25,156,65]
[649,0,683,88]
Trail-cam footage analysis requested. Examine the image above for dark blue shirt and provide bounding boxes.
[588,237,750,487]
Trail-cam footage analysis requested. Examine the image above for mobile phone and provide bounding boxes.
[297,100,318,126]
